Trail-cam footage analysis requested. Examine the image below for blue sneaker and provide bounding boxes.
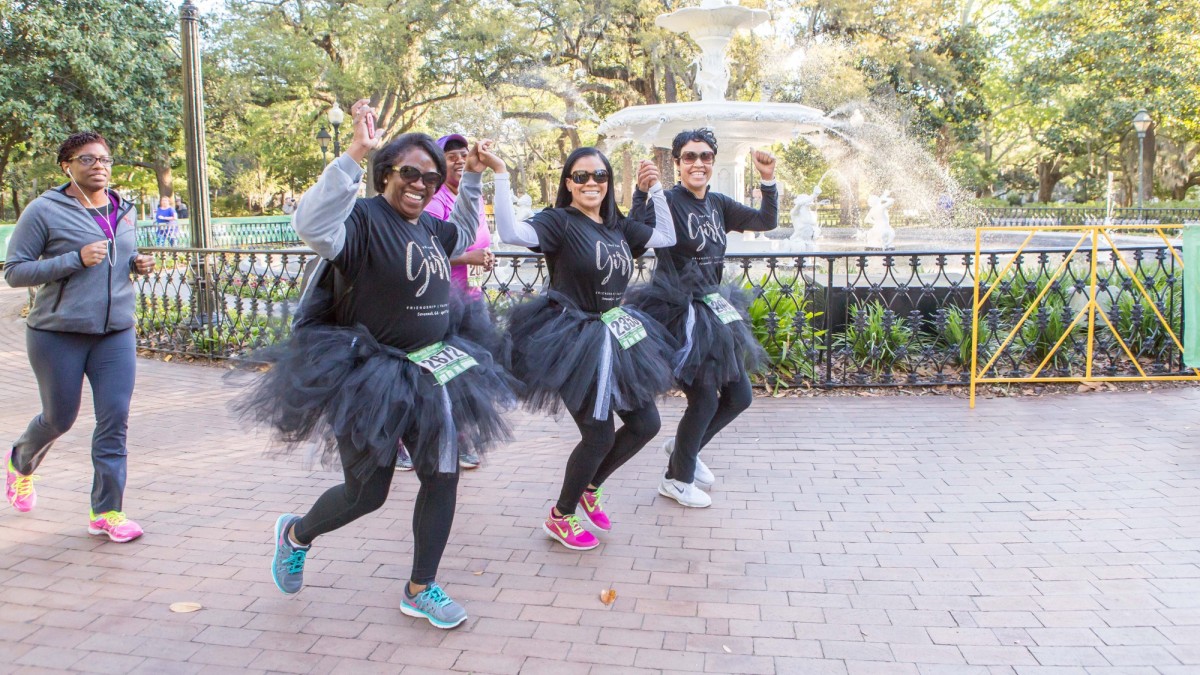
[400,583,468,629]
[396,447,414,472]
[271,514,309,594]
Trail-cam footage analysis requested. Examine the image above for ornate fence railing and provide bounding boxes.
[976,207,1200,226]
[131,243,1187,389]
[134,216,301,249]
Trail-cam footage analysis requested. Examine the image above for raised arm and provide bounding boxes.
[491,176,540,248]
[444,171,482,258]
[724,149,779,232]
[292,98,380,259]
[643,182,676,248]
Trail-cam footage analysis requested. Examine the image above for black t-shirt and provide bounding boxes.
[330,196,461,351]
[636,183,778,287]
[526,207,654,313]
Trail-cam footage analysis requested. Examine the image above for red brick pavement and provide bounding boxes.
[0,284,1198,674]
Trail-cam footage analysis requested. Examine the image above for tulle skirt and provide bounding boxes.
[505,291,677,420]
[626,263,766,390]
[231,294,517,479]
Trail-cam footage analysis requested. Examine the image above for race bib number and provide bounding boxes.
[703,293,742,324]
[601,307,647,350]
[407,341,478,385]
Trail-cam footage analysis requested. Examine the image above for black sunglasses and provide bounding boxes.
[569,169,610,185]
[678,151,715,165]
[391,165,443,185]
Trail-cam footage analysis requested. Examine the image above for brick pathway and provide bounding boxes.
[0,284,1198,675]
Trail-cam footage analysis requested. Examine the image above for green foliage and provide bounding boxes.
[0,0,181,201]
[834,301,916,375]
[745,276,824,391]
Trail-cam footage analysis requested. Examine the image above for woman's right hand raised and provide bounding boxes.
[347,98,380,163]
[80,240,108,267]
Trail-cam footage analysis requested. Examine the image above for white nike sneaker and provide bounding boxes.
[658,477,712,508]
[662,437,715,487]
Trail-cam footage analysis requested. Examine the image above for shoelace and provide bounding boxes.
[584,488,604,511]
[10,473,39,497]
[95,511,127,527]
[564,514,584,535]
[421,584,452,607]
[285,549,307,574]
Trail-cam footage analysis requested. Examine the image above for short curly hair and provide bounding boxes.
[670,128,718,159]
[57,131,111,165]
[371,133,446,194]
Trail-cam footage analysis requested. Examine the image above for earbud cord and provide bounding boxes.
[69,171,116,268]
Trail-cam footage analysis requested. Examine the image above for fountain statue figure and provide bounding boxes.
[788,186,822,252]
[863,191,896,250]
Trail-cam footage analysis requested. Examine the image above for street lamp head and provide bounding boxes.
[327,102,345,128]
[1132,109,1152,136]
[316,126,331,153]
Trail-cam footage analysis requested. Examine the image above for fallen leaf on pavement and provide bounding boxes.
[599,588,617,605]
[169,602,202,613]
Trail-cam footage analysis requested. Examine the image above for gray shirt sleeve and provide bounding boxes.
[491,175,540,248]
[444,172,483,259]
[292,153,364,260]
[3,201,86,288]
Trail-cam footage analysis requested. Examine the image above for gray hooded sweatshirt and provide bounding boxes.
[4,186,140,334]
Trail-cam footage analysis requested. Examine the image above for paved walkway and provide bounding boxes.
[0,284,1198,675]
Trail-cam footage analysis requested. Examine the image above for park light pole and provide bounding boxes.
[1132,109,1152,213]
[180,0,217,328]
[328,102,345,157]
[316,126,331,165]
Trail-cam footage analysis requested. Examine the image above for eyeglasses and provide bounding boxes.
[678,151,715,165]
[70,155,115,168]
[391,165,442,185]
[569,169,610,185]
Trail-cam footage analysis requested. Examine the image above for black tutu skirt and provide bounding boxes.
[505,290,677,420]
[231,294,517,479]
[626,263,766,390]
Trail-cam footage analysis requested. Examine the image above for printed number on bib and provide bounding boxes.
[601,307,647,350]
[407,342,478,385]
[703,293,742,324]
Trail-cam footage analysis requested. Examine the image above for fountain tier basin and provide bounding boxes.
[599,101,827,199]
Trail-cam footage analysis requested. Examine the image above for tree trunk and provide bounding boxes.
[11,185,22,218]
[154,154,173,198]
[1036,158,1064,203]
[654,148,674,190]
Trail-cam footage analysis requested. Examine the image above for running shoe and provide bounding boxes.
[396,447,414,472]
[400,582,468,629]
[578,487,612,531]
[542,509,599,550]
[88,510,144,542]
[658,476,712,508]
[662,437,715,486]
[271,514,309,594]
[458,448,481,470]
[5,450,37,512]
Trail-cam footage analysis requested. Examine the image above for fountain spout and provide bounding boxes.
[655,0,769,102]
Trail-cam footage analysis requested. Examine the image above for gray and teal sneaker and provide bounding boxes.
[271,514,309,594]
[458,448,480,470]
[400,582,468,629]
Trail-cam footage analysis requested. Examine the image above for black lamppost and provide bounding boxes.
[1132,110,1152,213]
[328,102,345,157]
[316,125,331,165]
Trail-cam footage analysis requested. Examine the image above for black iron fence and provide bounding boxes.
[131,244,1188,389]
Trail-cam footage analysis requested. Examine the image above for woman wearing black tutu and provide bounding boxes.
[630,128,778,508]
[240,99,514,629]
[492,151,676,551]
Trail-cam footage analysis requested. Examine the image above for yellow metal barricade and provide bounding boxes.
[970,224,1200,407]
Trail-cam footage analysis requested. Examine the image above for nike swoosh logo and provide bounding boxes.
[672,485,684,495]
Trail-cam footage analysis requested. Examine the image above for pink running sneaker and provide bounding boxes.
[5,450,37,513]
[578,488,611,531]
[542,509,599,550]
[88,511,144,543]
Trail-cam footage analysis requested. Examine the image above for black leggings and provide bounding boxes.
[666,373,753,484]
[292,434,459,585]
[556,403,660,515]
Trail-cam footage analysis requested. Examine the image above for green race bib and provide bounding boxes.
[601,306,647,350]
[407,341,478,385]
[703,293,742,324]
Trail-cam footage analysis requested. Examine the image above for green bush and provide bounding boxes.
[835,301,917,375]
[746,275,825,391]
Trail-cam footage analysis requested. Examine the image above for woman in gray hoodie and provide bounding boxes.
[4,131,156,543]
